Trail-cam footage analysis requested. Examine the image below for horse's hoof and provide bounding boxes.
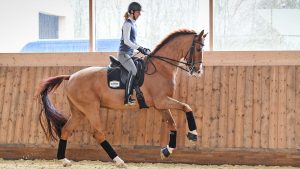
[160,147,171,160]
[59,158,72,167]
[116,162,128,168]
[187,132,197,142]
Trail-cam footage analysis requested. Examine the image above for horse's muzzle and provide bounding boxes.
[189,63,204,77]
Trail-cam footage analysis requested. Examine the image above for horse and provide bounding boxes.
[36,29,207,168]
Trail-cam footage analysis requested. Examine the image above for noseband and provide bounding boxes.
[184,35,204,73]
[145,34,204,75]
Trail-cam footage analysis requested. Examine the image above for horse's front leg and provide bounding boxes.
[154,97,198,143]
[159,109,177,159]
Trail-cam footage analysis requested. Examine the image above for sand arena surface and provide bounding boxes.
[0,159,299,169]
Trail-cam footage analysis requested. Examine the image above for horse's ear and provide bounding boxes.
[199,30,204,37]
[203,32,208,38]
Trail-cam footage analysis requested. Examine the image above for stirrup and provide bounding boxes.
[124,95,136,106]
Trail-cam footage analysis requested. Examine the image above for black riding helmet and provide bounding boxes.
[128,2,142,13]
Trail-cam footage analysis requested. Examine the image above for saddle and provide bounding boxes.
[107,56,145,89]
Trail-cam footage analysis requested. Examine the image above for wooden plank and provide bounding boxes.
[160,110,169,147]
[7,67,22,143]
[286,66,296,148]
[0,67,7,142]
[0,67,15,143]
[144,108,155,146]
[113,110,123,146]
[2,51,300,67]
[195,72,204,148]
[187,76,197,111]
[128,109,138,146]
[252,66,262,148]
[39,67,51,145]
[235,66,245,148]
[28,67,44,145]
[218,66,229,147]
[21,67,37,144]
[203,51,300,66]
[210,66,221,148]
[0,53,112,67]
[277,66,287,148]
[2,146,300,167]
[121,110,130,146]
[227,66,237,148]
[260,66,270,148]
[13,67,28,144]
[153,109,162,147]
[135,108,147,146]
[269,66,279,148]
[106,109,116,143]
[202,66,213,148]
[295,66,300,148]
[177,71,187,148]
[243,66,253,148]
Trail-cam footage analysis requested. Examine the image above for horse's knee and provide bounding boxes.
[183,104,192,112]
[163,116,177,130]
[93,130,106,143]
[168,122,177,131]
[60,128,72,140]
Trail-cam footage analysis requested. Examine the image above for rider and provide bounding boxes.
[118,2,150,107]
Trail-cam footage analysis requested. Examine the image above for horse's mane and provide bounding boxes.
[151,29,196,54]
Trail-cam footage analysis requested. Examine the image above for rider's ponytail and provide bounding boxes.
[124,12,130,20]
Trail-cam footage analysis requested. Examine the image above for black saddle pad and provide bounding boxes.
[107,56,145,89]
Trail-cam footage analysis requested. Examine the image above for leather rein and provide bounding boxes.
[144,35,204,75]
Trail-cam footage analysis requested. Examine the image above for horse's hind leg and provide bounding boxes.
[159,109,177,159]
[57,99,84,167]
[83,102,127,168]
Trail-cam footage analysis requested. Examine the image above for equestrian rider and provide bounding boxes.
[118,2,150,106]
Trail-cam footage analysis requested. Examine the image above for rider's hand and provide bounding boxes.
[137,46,151,55]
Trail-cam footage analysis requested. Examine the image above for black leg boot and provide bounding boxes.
[134,85,149,109]
[124,72,136,106]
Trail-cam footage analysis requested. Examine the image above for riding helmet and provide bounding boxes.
[128,2,142,12]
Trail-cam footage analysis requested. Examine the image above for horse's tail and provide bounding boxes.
[36,75,70,141]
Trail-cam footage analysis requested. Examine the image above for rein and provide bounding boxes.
[144,35,203,75]
[144,54,193,75]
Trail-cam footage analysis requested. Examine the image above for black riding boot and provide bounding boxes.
[124,72,136,106]
[134,84,149,109]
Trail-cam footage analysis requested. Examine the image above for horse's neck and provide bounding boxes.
[150,35,193,79]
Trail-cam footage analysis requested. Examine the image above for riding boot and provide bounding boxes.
[124,72,136,106]
[134,84,149,109]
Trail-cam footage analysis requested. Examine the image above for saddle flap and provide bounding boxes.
[107,67,126,89]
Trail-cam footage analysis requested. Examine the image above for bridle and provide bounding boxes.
[144,34,204,75]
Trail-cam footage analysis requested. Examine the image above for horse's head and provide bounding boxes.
[185,30,207,77]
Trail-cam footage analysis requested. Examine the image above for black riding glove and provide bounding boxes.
[137,47,151,55]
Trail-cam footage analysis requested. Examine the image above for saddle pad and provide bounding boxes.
[107,67,126,89]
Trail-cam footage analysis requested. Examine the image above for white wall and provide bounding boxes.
[0,0,73,52]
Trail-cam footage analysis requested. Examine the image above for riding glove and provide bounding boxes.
[137,47,151,55]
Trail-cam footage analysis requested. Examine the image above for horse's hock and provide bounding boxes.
[0,52,300,166]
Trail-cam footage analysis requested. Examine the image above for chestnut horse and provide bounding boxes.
[37,29,207,168]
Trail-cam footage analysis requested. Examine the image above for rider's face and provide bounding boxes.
[133,11,141,20]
